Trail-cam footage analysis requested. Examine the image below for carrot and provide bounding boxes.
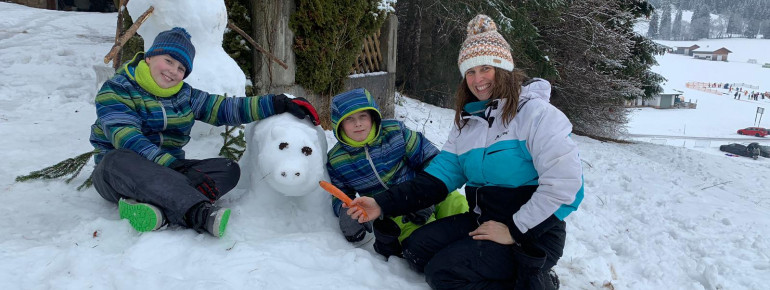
[319,181,368,220]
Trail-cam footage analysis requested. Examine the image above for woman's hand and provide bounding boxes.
[346,196,382,223]
[469,220,515,245]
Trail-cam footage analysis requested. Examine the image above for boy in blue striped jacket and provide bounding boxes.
[326,88,467,257]
[89,27,319,238]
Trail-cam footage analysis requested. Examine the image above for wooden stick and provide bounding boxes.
[112,0,128,69]
[226,21,288,70]
[103,6,154,64]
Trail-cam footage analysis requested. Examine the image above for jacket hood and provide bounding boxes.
[116,52,145,81]
[330,88,382,146]
[517,78,551,109]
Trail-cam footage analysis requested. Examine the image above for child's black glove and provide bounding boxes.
[170,160,220,202]
[272,94,320,125]
[401,205,435,225]
[339,211,373,242]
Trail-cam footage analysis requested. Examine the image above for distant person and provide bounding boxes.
[326,88,468,257]
[89,27,319,238]
[347,14,583,289]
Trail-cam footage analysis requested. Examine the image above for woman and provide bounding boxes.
[347,15,583,289]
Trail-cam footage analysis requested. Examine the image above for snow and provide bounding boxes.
[1,2,769,289]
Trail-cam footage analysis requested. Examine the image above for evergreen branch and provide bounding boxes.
[15,151,96,184]
[77,176,93,191]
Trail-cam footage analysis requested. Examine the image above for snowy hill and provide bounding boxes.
[1,3,769,289]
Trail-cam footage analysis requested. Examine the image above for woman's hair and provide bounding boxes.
[454,68,530,129]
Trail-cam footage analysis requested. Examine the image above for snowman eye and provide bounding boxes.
[279,142,288,150]
[302,146,312,156]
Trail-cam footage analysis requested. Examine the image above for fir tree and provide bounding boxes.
[672,9,683,40]
[690,5,711,39]
[659,3,672,40]
[744,18,760,38]
[648,12,660,39]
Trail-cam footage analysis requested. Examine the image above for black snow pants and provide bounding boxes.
[401,185,567,289]
[92,149,240,227]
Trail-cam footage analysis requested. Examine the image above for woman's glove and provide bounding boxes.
[401,205,434,225]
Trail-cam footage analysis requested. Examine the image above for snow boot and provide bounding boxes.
[545,268,560,290]
[512,244,548,290]
[118,198,165,232]
[204,206,231,238]
[373,218,403,258]
[186,202,231,238]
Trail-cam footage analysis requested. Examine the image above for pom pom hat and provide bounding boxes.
[457,15,514,76]
[145,27,196,78]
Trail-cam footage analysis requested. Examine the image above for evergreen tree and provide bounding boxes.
[726,13,740,37]
[672,9,683,40]
[744,18,760,38]
[659,4,673,40]
[648,12,660,38]
[690,5,711,39]
[762,20,770,39]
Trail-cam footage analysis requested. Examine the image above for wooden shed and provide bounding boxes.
[675,44,700,56]
[692,47,732,61]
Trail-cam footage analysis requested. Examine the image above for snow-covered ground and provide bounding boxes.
[1,2,769,289]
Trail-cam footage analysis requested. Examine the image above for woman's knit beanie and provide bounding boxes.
[457,15,514,76]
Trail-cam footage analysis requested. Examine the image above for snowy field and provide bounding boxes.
[1,2,769,289]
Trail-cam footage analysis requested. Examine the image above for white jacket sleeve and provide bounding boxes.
[512,100,583,234]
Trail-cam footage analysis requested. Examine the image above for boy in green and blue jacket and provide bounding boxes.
[326,88,468,257]
[90,27,319,238]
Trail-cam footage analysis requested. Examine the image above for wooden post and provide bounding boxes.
[104,6,154,65]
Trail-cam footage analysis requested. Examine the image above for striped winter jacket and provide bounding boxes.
[326,88,439,215]
[425,78,584,235]
[90,53,278,166]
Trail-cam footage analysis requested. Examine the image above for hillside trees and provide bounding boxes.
[690,4,711,39]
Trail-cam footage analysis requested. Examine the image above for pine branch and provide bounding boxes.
[77,176,93,191]
[219,125,246,161]
[15,151,96,184]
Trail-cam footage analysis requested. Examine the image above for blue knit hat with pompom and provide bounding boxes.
[145,27,195,78]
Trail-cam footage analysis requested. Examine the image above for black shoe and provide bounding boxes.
[373,218,402,258]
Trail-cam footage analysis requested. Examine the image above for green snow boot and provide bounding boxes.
[119,198,165,232]
[204,206,231,238]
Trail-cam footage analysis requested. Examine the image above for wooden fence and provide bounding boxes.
[351,30,383,74]
[685,82,722,95]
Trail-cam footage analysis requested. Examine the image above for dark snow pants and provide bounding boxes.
[402,212,566,289]
[92,149,240,227]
